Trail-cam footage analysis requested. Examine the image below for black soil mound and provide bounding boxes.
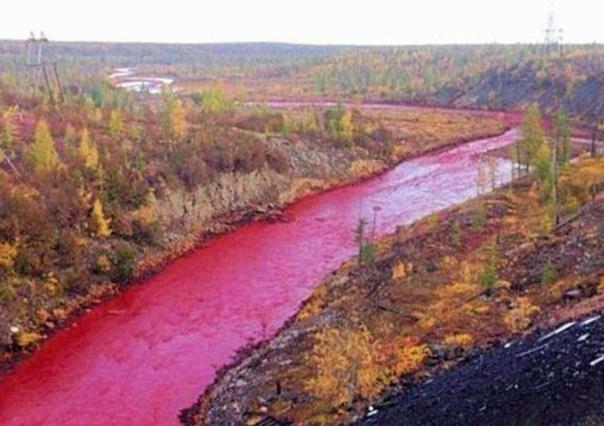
[357,312,604,426]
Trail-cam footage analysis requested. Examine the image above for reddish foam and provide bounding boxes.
[0,129,518,425]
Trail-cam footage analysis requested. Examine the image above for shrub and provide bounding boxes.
[64,265,93,296]
[131,219,160,245]
[450,223,462,247]
[266,148,289,174]
[170,145,209,189]
[541,263,557,285]
[111,241,138,283]
[233,138,266,173]
[305,325,380,407]
[472,203,487,229]
[391,261,406,280]
[504,297,540,332]
[478,257,498,294]
[389,343,430,377]
[193,88,232,113]
[444,333,474,349]
[95,254,112,274]
[0,279,13,302]
[236,112,284,133]
[0,241,17,273]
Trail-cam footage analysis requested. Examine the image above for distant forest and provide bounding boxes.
[2,41,604,118]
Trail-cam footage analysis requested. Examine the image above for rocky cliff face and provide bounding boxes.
[155,137,387,246]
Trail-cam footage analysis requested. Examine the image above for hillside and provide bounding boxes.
[184,151,604,425]
[296,45,604,119]
[119,44,604,123]
[4,42,604,120]
[358,308,604,425]
[0,78,507,373]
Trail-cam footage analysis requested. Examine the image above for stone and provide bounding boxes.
[563,289,582,300]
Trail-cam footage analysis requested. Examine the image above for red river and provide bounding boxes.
[0,127,518,425]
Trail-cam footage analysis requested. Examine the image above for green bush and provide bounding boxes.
[472,203,487,230]
[111,241,138,284]
[478,257,498,294]
[450,223,462,247]
[541,263,557,285]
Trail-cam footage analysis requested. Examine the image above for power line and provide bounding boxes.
[25,31,64,103]
[543,0,564,54]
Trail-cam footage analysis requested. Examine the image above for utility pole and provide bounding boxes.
[26,31,64,103]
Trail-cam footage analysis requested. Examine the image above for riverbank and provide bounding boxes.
[186,152,604,425]
[0,106,507,375]
[0,105,512,425]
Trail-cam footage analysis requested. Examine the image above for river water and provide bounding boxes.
[0,128,518,425]
[109,68,175,95]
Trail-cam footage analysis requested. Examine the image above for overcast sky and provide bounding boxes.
[0,0,601,45]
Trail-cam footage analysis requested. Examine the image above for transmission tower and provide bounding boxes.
[25,31,64,103]
[543,0,564,54]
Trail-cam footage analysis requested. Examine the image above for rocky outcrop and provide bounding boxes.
[155,137,387,246]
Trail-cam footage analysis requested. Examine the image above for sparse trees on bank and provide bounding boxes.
[354,212,378,267]
[476,156,488,195]
[476,155,499,195]
[513,105,568,226]
[518,104,546,174]
[301,108,319,134]
[1,109,15,153]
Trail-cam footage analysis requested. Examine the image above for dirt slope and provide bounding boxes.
[184,152,604,425]
[357,312,604,426]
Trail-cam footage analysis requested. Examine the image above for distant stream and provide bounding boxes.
[109,67,175,94]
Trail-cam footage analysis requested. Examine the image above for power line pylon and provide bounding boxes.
[26,31,64,103]
[543,1,564,55]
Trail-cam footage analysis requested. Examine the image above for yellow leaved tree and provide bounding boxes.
[90,198,111,238]
[108,109,124,137]
[305,324,381,407]
[78,128,99,169]
[340,110,354,142]
[0,241,17,273]
[28,120,61,174]
[163,97,187,140]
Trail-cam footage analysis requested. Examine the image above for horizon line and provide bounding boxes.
[2,37,604,47]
